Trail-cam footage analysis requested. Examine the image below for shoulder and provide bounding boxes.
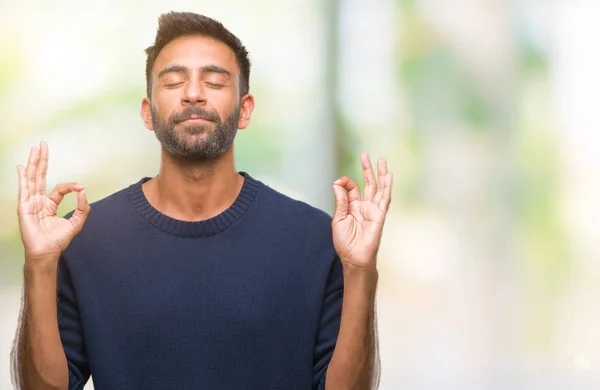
[62,178,147,235]
[253,176,332,226]
[249,175,334,248]
[249,175,339,270]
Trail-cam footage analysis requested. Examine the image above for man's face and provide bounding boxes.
[146,35,243,161]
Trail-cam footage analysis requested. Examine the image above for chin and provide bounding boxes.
[180,123,212,135]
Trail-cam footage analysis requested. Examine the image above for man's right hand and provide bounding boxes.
[17,142,90,266]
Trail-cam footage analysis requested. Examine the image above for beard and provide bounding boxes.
[151,103,240,162]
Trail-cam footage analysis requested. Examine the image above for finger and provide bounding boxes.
[25,147,40,197]
[361,153,377,202]
[48,182,84,206]
[35,142,49,195]
[333,176,361,203]
[377,158,387,189]
[17,165,29,203]
[332,184,349,221]
[69,189,91,234]
[378,172,393,213]
[373,159,388,204]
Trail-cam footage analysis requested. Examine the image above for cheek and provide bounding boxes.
[153,96,178,121]
[212,91,239,118]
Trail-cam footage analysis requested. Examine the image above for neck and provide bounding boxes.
[142,147,243,222]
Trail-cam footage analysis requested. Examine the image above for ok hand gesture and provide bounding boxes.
[332,153,393,270]
[17,142,90,264]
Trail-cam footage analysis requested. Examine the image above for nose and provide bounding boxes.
[182,79,206,105]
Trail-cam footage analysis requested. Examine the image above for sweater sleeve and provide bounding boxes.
[57,255,90,390]
[312,255,344,390]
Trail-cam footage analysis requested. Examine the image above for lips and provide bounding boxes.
[179,116,212,124]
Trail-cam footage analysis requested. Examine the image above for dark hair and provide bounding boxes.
[144,12,251,98]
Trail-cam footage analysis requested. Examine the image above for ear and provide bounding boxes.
[141,97,154,131]
[237,94,255,130]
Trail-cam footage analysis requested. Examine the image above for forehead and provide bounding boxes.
[153,35,238,76]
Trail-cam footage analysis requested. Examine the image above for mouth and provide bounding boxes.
[180,116,211,124]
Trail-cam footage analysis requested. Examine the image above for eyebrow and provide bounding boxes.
[157,64,232,79]
[201,65,231,77]
[157,65,188,79]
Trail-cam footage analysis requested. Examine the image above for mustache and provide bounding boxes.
[170,107,220,124]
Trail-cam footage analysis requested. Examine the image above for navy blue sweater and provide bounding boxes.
[57,172,343,390]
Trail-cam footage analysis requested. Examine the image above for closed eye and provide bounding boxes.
[206,82,223,89]
[165,82,184,88]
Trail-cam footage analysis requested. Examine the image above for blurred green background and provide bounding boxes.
[2,0,600,389]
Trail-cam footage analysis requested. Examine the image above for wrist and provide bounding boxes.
[341,257,378,278]
[342,264,378,296]
[24,254,60,276]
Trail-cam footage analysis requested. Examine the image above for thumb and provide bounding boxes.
[69,189,91,235]
[332,183,348,222]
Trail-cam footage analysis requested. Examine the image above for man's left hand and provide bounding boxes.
[332,153,393,270]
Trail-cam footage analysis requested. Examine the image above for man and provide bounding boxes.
[11,11,393,390]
